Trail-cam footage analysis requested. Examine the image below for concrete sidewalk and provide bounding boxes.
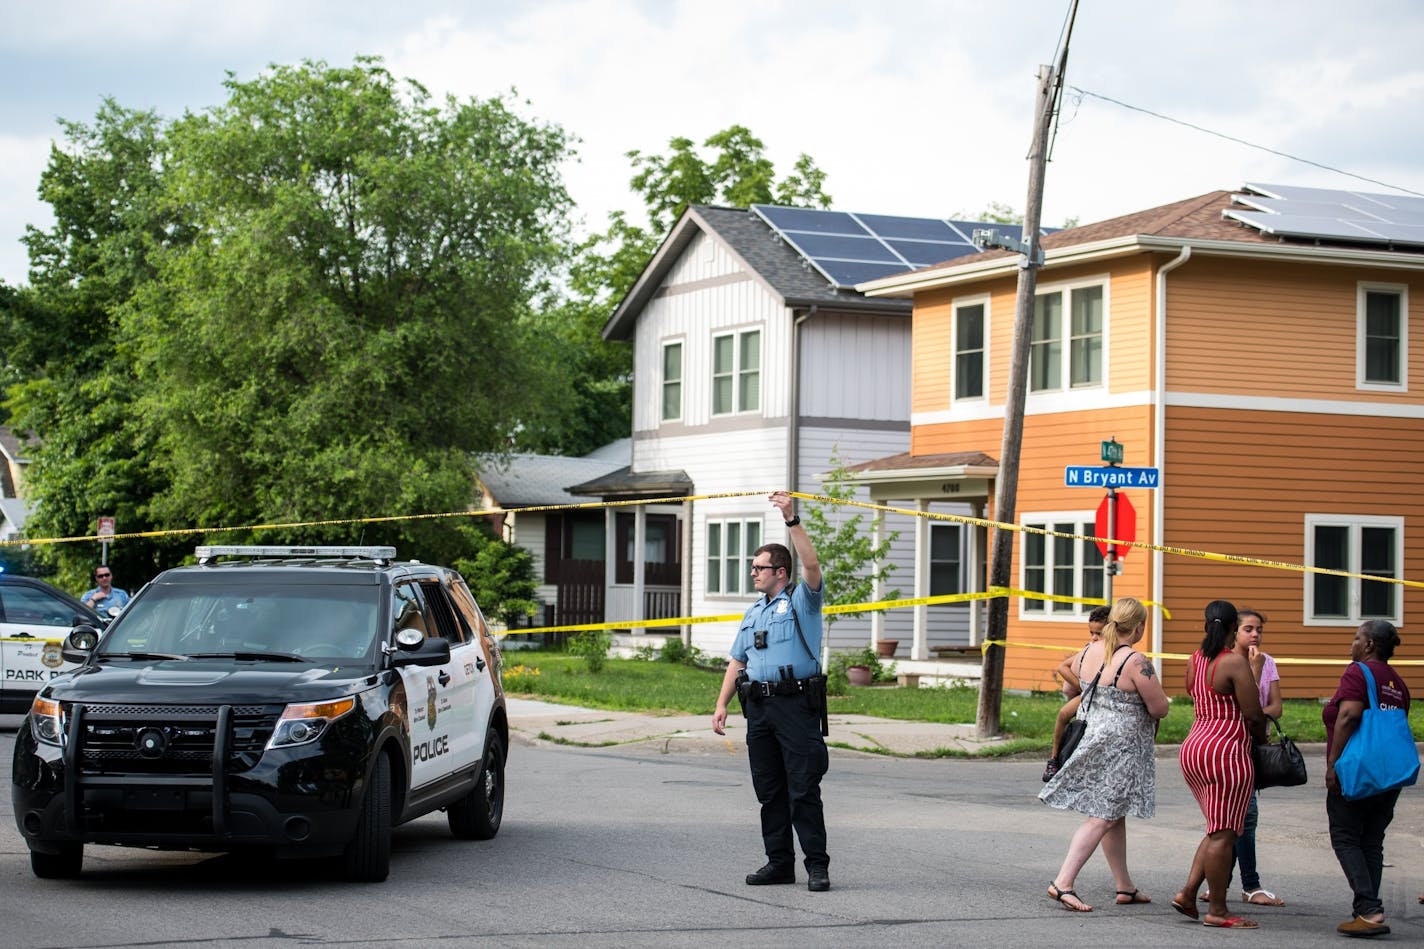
[506,697,990,756]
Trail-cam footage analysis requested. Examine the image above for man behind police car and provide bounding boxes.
[712,491,829,892]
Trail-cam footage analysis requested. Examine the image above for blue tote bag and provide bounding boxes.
[1334,662,1420,801]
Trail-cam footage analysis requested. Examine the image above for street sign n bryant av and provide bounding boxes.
[1064,466,1160,488]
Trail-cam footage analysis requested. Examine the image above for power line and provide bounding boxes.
[1068,86,1424,199]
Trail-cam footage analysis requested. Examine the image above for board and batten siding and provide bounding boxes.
[799,311,911,421]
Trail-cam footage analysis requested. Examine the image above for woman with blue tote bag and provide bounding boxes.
[1323,620,1417,938]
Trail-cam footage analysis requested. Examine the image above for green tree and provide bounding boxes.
[953,202,1080,229]
[800,447,900,627]
[5,59,577,585]
[452,524,540,628]
[132,59,573,543]
[1,101,189,590]
[517,126,832,456]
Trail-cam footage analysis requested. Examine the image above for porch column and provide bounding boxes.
[969,499,984,645]
[913,498,929,660]
[603,505,617,594]
[870,515,883,647]
[633,505,647,624]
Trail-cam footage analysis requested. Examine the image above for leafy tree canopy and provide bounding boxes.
[3,58,575,588]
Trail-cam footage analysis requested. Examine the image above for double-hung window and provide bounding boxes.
[1304,514,1402,624]
[929,524,964,595]
[661,341,683,421]
[1020,514,1104,616]
[1357,284,1407,390]
[1031,282,1104,392]
[706,518,762,595]
[953,300,986,400]
[712,329,760,415]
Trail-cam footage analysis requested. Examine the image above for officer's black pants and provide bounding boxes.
[745,692,829,871]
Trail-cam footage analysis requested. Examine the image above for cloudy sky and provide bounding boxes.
[1,0,1421,286]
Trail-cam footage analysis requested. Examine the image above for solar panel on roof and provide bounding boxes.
[1226,183,1424,250]
[751,205,1051,290]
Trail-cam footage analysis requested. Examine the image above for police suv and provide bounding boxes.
[11,546,508,882]
[0,573,103,712]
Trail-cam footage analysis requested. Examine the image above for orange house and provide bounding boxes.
[855,185,1424,697]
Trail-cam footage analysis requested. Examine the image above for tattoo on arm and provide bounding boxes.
[1138,655,1156,679]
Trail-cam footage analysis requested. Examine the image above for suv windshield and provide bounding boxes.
[98,583,380,661]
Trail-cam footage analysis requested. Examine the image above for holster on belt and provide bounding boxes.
[734,669,751,714]
[806,673,829,737]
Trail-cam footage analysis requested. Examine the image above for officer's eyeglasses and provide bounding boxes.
[750,563,776,574]
[95,572,111,579]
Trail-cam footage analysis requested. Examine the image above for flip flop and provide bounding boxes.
[1116,889,1152,904]
[1048,883,1092,912]
[1171,898,1201,921]
[1203,915,1259,929]
[1242,889,1285,906]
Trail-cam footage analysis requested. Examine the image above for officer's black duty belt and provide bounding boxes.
[746,678,816,698]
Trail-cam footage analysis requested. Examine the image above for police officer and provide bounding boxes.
[712,491,829,892]
[81,565,130,615]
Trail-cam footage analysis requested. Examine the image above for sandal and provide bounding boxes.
[1242,889,1285,906]
[1203,914,1259,929]
[1116,889,1152,904]
[1048,883,1092,912]
[1171,897,1201,921]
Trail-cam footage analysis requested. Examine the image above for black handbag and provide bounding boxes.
[1050,663,1106,774]
[1252,715,1308,789]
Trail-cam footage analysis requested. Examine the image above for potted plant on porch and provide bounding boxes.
[829,646,892,690]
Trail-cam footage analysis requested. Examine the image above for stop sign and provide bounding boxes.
[1094,493,1136,559]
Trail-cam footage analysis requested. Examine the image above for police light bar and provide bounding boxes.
[195,545,397,564]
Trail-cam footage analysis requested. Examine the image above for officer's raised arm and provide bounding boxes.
[769,491,820,591]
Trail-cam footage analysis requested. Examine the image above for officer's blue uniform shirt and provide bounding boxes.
[81,586,130,613]
[730,578,824,682]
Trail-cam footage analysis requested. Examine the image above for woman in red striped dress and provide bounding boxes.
[1171,600,1267,929]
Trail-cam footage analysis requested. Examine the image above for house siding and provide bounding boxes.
[903,243,1424,696]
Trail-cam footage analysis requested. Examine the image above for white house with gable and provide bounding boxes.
[579,204,1010,660]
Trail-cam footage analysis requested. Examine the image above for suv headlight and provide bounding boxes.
[267,697,356,749]
[29,696,65,746]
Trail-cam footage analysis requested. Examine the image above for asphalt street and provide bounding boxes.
[0,710,1420,948]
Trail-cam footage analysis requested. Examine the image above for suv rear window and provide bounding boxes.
[99,583,380,659]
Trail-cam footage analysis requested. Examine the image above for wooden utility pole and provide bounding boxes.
[975,5,1077,739]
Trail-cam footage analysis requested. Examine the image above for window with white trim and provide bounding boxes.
[1357,283,1407,390]
[1031,282,1104,392]
[953,301,985,400]
[929,524,963,595]
[706,518,762,596]
[661,340,683,421]
[712,329,760,415]
[1304,514,1402,624]
[1020,514,1105,616]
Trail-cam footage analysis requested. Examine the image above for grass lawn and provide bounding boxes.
[498,649,1424,747]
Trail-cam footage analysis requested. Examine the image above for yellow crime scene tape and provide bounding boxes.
[6,489,1419,665]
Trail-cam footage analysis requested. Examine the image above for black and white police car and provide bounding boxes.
[11,545,508,882]
[0,572,104,713]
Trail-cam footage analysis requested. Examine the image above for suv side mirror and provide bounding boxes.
[62,624,102,663]
[390,634,451,668]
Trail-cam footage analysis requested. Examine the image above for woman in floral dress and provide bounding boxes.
[1040,597,1170,912]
